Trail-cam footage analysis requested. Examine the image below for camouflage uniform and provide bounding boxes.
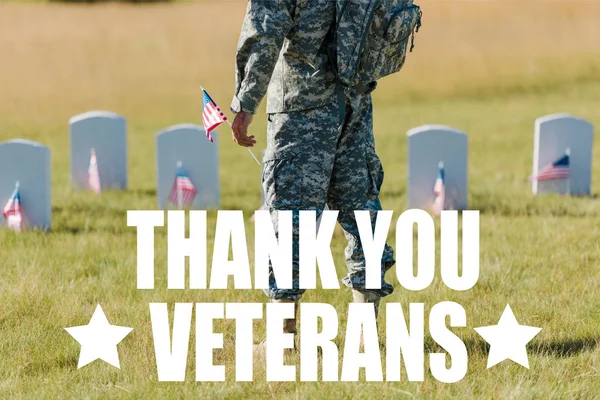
[231,0,395,301]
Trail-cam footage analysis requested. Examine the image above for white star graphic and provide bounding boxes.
[65,304,133,369]
[474,304,542,369]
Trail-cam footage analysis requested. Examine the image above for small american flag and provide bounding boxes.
[88,148,101,194]
[202,88,227,143]
[3,182,23,232]
[432,162,445,216]
[168,162,197,209]
[532,153,570,181]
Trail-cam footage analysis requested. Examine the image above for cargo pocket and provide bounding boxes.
[262,153,303,209]
[365,145,384,199]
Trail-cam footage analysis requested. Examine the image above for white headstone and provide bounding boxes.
[0,139,51,230]
[407,125,468,211]
[70,111,128,190]
[533,114,594,196]
[156,124,220,209]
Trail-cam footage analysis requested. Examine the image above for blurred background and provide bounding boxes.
[1,0,599,205]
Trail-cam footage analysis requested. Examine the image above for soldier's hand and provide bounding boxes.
[231,111,256,147]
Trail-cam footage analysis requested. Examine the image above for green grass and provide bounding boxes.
[1,1,600,399]
[1,82,599,399]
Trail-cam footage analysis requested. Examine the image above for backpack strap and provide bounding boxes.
[329,0,380,130]
[329,0,347,130]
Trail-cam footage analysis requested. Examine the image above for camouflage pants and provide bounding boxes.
[262,92,395,301]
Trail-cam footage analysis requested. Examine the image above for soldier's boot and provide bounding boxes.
[352,290,380,349]
[254,299,299,357]
[274,299,299,337]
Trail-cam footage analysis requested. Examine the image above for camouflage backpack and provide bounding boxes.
[331,0,422,91]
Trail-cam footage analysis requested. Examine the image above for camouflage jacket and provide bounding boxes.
[230,0,337,115]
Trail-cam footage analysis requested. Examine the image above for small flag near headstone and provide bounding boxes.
[156,124,220,209]
[531,149,570,182]
[168,161,197,209]
[532,114,593,196]
[432,161,445,216]
[407,125,468,211]
[3,181,23,232]
[70,111,127,190]
[88,148,101,194]
[431,161,446,215]
[0,139,51,230]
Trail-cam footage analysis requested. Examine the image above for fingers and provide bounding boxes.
[231,113,257,147]
[232,128,256,147]
[236,134,256,147]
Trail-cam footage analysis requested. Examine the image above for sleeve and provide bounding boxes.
[230,0,296,115]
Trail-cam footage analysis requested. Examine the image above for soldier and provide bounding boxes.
[230,0,395,337]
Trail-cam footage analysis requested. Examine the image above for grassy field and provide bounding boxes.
[1,1,600,398]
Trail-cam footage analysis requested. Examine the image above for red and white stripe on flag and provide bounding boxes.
[202,101,227,143]
[168,177,197,208]
[6,212,23,232]
[3,187,23,232]
[88,149,101,194]
[536,165,569,181]
[433,179,444,196]
[431,177,445,216]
